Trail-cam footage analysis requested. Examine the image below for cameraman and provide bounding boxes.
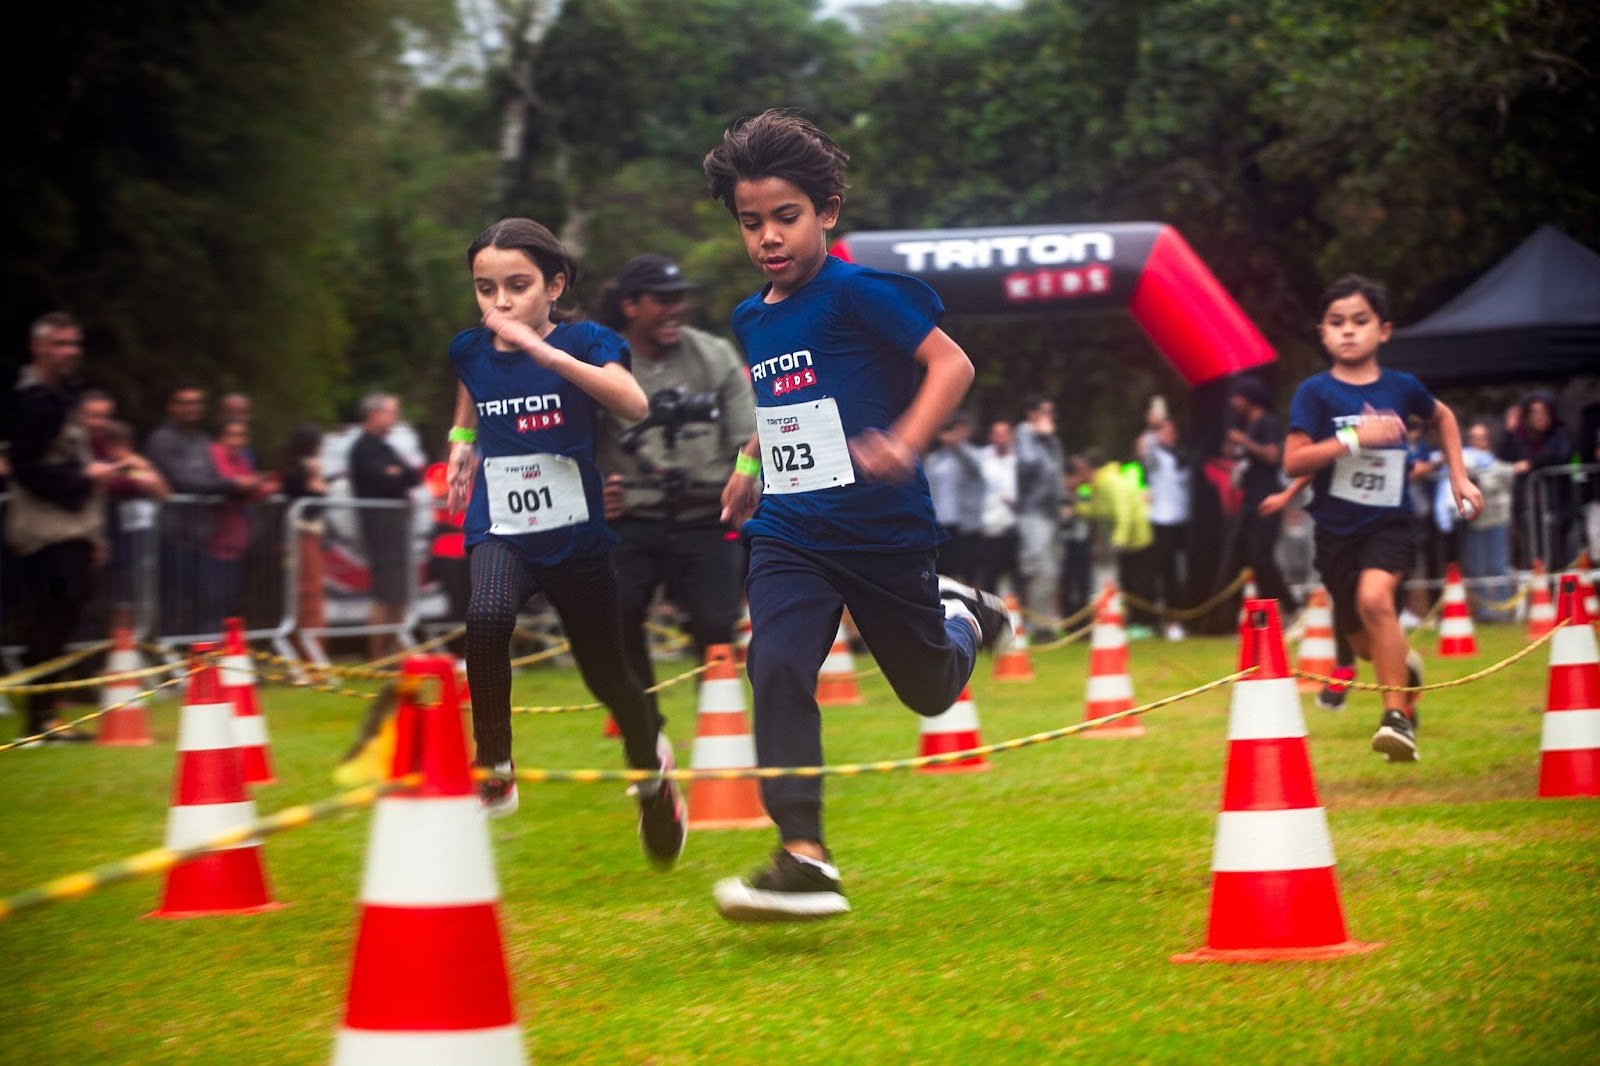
[596,254,757,705]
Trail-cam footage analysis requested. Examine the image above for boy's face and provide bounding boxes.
[731,177,840,300]
[1318,293,1391,368]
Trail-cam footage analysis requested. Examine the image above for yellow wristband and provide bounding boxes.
[735,452,762,478]
[448,426,477,444]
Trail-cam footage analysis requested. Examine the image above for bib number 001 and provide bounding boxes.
[503,485,555,514]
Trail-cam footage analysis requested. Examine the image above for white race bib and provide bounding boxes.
[482,454,588,535]
[1330,448,1404,508]
[756,398,856,495]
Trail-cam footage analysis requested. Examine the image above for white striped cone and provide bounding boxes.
[334,655,523,1065]
[221,619,274,784]
[98,627,153,746]
[1436,565,1477,658]
[1539,576,1600,798]
[1174,599,1380,962]
[1527,563,1556,640]
[1084,589,1143,737]
[917,685,989,773]
[815,623,862,706]
[149,645,276,917]
[993,597,1034,681]
[1295,588,1336,693]
[688,645,769,830]
[733,601,753,664]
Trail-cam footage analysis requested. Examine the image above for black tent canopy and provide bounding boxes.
[1383,226,1600,387]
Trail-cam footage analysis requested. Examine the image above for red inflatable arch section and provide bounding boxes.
[830,222,1275,386]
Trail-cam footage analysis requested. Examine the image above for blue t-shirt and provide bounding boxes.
[449,321,624,565]
[1287,368,1437,535]
[731,255,944,553]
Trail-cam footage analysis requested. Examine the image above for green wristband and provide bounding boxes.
[735,452,762,478]
[448,426,478,444]
[1335,426,1359,456]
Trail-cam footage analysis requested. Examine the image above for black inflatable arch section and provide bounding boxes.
[830,222,1275,387]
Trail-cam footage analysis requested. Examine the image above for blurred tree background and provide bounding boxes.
[4,0,1596,458]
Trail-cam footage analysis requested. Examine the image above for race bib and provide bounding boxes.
[1330,448,1404,508]
[756,398,856,495]
[482,454,588,535]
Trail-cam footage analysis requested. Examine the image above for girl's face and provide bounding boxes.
[731,177,840,301]
[472,246,565,345]
[1318,293,1392,368]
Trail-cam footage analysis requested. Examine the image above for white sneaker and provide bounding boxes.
[477,760,519,818]
[1399,609,1422,632]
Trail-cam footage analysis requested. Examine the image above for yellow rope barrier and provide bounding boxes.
[0,669,198,752]
[506,669,1252,784]
[1296,620,1565,694]
[1115,567,1254,622]
[0,775,420,920]
[0,641,111,689]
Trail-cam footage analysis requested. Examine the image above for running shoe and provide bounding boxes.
[1316,665,1356,712]
[477,760,519,818]
[1371,709,1419,762]
[714,848,850,923]
[937,576,1013,653]
[637,732,686,869]
[1404,648,1424,723]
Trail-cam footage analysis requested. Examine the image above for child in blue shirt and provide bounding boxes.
[1285,275,1482,762]
[444,217,686,868]
[703,109,1011,922]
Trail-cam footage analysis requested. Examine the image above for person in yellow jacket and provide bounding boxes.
[1073,448,1156,638]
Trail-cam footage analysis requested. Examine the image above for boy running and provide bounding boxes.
[1284,275,1483,761]
[703,109,1009,922]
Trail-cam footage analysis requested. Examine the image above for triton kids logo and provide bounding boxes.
[476,392,564,433]
[889,230,1117,307]
[750,349,817,398]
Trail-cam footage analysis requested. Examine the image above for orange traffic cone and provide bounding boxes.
[1083,586,1145,737]
[993,595,1034,682]
[688,645,769,830]
[98,626,153,746]
[1436,564,1477,658]
[1173,600,1382,962]
[1575,551,1599,622]
[733,600,753,665]
[1295,588,1336,693]
[1236,569,1257,628]
[333,656,523,1064]
[1538,575,1600,798]
[1526,560,1556,641]
[148,643,278,918]
[221,618,275,784]
[917,685,989,773]
[815,623,862,706]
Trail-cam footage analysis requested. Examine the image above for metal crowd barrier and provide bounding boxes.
[1526,462,1600,571]
[1,491,453,671]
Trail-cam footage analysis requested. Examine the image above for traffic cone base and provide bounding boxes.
[98,627,154,746]
[1295,589,1336,692]
[1436,564,1477,658]
[149,648,277,918]
[1176,600,1379,963]
[688,646,770,830]
[334,656,522,1064]
[918,687,988,773]
[993,597,1034,682]
[1538,592,1600,797]
[1527,562,1555,641]
[1084,589,1146,737]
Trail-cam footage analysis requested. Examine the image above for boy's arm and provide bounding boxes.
[852,327,974,483]
[1429,398,1484,519]
[720,432,762,527]
[1259,474,1311,516]
[1283,406,1405,478]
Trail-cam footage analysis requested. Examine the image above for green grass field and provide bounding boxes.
[2,623,1597,1063]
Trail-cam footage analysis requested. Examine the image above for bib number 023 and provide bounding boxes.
[768,442,816,472]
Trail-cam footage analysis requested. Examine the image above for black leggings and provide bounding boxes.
[465,540,659,770]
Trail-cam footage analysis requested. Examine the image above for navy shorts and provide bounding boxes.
[1314,514,1413,636]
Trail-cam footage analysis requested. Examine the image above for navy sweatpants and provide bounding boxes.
[744,535,979,845]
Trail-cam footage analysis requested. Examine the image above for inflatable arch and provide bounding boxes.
[830,222,1275,387]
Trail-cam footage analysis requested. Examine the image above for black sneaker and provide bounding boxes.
[714,848,850,923]
[477,760,519,818]
[637,733,686,870]
[1371,709,1419,763]
[1316,665,1356,712]
[937,576,1013,653]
